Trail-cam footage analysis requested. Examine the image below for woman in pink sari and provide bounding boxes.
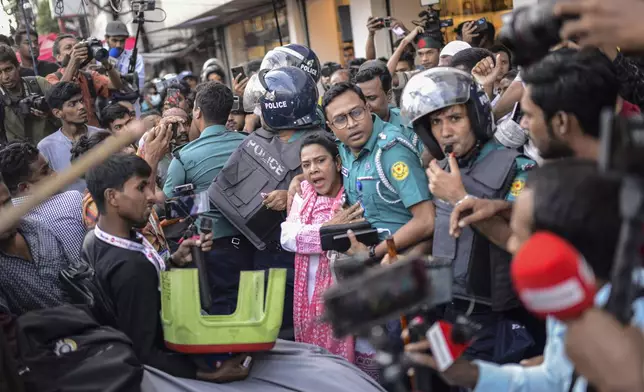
[280,134,375,373]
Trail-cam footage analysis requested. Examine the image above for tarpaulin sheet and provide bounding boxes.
[141,340,386,392]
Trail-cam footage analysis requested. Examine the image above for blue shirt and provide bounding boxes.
[473,269,644,392]
[338,115,431,238]
[163,125,246,239]
[37,126,103,193]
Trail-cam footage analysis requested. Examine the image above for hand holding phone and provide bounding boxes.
[231,66,246,81]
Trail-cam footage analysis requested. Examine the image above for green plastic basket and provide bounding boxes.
[161,268,286,354]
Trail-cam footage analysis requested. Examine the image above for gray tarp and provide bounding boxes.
[141,340,386,392]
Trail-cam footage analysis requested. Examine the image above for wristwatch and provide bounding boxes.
[368,245,377,259]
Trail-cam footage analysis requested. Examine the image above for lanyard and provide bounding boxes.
[94,225,166,274]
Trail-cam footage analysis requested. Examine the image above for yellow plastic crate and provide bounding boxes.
[160,268,286,353]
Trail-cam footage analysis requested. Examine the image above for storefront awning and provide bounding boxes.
[148,0,274,33]
[141,39,204,65]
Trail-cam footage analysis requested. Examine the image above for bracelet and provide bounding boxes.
[454,194,477,208]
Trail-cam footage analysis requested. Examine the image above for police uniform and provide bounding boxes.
[163,124,254,316]
[339,114,431,239]
[211,65,325,341]
[400,67,542,363]
[432,139,538,363]
[387,105,425,156]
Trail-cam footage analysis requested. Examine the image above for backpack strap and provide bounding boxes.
[23,77,42,96]
[0,103,6,146]
[81,71,97,98]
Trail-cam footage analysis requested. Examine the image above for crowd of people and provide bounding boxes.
[1,1,644,391]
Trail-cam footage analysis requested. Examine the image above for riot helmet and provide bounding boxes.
[258,66,321,131]
[243,73,267,115]
[400,67,494,160]
[201,58,226,83]
[261,44,321,82]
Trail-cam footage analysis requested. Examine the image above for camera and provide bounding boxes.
[81,38,109,63]
[599,110,644,177]
[323,255,452,338]
[164,184,210,219]
[416,5,453,47]
[18,94,49,116]
[498,2,575,66]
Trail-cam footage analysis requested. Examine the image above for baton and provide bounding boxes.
[0,123,145,234]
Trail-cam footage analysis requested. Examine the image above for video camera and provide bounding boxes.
[594,110,644,345]
[323,255,452,338]
[498,1,573,66]
[415,3,454,47]
[18,94,49,115]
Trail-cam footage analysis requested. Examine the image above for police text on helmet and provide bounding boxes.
[264,101,288,110]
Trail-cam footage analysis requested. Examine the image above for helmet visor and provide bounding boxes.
[243,73,267,113]
[400,67,473,126]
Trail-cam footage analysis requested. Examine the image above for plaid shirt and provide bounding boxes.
[82,190,169,257]
[13,191,85,266]
[0,219,70,316]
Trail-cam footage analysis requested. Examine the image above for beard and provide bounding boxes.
[538,125,575,160]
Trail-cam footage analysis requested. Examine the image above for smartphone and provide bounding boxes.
[472,17,488,34]
[164,190,210,219]
[511,102,523,123]
[166,88,181,103]
[231,66,246,81]
[440,18,454,28]
[170,122,179,140]
[392,26,406,37]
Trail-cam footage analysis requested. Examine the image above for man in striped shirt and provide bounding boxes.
[0,141,85,263]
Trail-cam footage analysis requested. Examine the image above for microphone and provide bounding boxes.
[108,47,121,58]
[511,231,598,320]
[107,48,120,68]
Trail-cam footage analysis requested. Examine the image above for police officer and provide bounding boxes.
[322,82,435,264]
[163,81,251,316]
[210,66,326,340]
[353,60,425,157]
[400,67,540,362]
[260,44,321,82]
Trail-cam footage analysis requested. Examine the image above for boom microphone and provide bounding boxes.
[511,231,598,320]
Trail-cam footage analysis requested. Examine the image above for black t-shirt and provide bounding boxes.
[19,61,59,78]
[82,230,197,379]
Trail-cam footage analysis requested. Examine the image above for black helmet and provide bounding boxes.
[400,67,494,160]
[258,66,321,131]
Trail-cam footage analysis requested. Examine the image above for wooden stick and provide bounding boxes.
[0,124,145,234]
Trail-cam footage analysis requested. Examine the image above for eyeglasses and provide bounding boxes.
[330,106,366,130]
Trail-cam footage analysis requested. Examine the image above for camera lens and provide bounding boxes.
[90,45,109,62]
